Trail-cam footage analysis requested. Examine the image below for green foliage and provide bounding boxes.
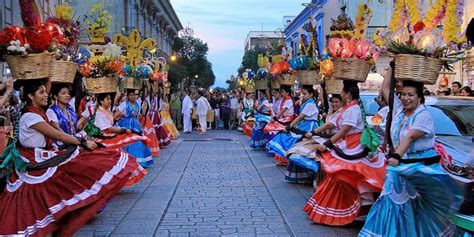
[238,45,261,76]
[169,27,215,89]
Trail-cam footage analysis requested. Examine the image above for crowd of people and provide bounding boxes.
[240,65,471,236]
[0,74,183,236]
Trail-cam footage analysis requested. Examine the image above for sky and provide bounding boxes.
[170,0,306,88]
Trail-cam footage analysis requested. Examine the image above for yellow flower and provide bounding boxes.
[406,0,421,26]
[355,4,373,39]
[423,0,446,30]
[389,0,405,30]
[56,5,72,19]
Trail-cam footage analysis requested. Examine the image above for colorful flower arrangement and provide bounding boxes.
[388,0,464,43]
[80,55,124,78]
[355,4,373,39]
[83,3,112,43]
[46,5,80,49]
[0,23,65,56]
[113,29,157,67]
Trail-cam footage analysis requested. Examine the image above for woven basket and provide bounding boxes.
[50,61,78,84]
[5,52,54,80]
[325,78,344,94]
[254,79,268,90]
[277,74,294,86]
[294,70,321,85]
[333,58,371,82]
[124,77,143,89]
[394,54,442,85]
[244,86,256,94]
[84,77,118,94]
[270,79,280,89]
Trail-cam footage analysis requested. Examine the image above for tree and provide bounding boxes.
[168,27,216,89]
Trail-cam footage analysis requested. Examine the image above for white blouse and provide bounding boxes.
[19,113,47,148]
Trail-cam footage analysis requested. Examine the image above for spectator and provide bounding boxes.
[196,90,212,135]
[451,81,462,96]
[182,90,193,133]
[229,91,239,129]
[170,91,182,130]
[209,91,221,129]
[221,95,231,129]
[460,86,473,97]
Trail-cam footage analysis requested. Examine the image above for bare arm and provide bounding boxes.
[381,66,393,103]
[387,129,426,166]
[31,122,81,145]
[305,122,336,137]
[275,108,287,118]
[289,113,305,128]
[329,124,351,144]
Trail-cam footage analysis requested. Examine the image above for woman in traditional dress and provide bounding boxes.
[116,89,153,167]
[241,92,255,137]
[150,87,171,147]
[138,88,160,157]
[250,90,271,149]
[160,95,180,139]
[285,95,343,184]
[264,86,295,142]
[267,86,319,166]
[303,81,386,226]
[359,67,461,236]
[0,79,141,236]
[46,84,78,148]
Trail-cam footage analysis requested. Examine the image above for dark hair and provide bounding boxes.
[126,89,138,95]
[97,93,115,107]
[49,83,71,103]
[70,72,87,111]
[330,94,342,102]
[452,81,462,88]
[20,79,46,105]
[342,81,359,100]
[198,90,205,97]
[461,86,472,96]
[402,80,425,103]
[281,86,291,94]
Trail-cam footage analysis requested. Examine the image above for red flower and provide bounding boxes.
[413,21,425,33]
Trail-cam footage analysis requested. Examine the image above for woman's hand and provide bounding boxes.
[86,140,98,151]
[387,158,400,167]
[125,129,131,134]
[305,132,313,138]
[315,144,327,152]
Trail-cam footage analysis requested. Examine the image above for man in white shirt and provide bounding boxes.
[229,91,239,129]
[182,90,193,133]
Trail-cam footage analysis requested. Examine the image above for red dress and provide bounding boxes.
[150,97,171,147]
[0,108,143,236]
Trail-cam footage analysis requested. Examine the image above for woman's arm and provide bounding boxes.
[31,121,97,150]
[387,129,426,166]
[49,121,65,133]
[104,127,130,134]
[305,122,336,138]
[288,113,305,128]
[275,108,288,118]
[381,66,393,104]
[315,124,351,152]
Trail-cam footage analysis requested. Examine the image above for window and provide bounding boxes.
[4,0,13,26]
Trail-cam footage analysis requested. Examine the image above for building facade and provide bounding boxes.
[244,31,285,52]
[69,0,182,57]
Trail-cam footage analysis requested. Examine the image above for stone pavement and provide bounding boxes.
[77,130,361,237]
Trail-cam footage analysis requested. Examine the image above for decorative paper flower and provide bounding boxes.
[355,4,372,39]
[56,5,72,20]
[103,43,122,60]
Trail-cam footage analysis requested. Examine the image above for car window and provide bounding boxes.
[431,105,474,136]
[360,95,379,116]
[426,107,462,136]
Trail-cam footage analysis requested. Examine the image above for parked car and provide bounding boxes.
[360,92,474,215]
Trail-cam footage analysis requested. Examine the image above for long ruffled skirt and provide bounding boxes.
[0,147,142,236]
[160,110,180,140]
[359,162,462,237]
[139,115,160,157]
[304,133,386,226]
[267,120,318,163]
[242,120,254,138]
[150,110,171,147]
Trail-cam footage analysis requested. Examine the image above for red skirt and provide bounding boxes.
[150,110,171,147]
[304,133,386,226]
[139,115,160,157]
[0,147,141,236]
[242,121,254,137]
[95,133,149,150]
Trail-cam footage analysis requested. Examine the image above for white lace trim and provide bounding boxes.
[380,177,420,204]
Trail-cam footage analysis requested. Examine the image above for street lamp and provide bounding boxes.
[170,54,177,62]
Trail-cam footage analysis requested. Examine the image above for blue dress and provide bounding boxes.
[267,98,319,160]
[360,104,462,236]
[48,104,78,147]
[250,99,271,149]
[117,101,153,167]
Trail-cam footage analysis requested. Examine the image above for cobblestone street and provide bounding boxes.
[78,131,361,236]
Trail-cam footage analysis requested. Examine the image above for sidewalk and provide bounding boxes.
[77,130,361,236]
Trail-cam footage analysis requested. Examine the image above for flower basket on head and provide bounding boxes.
[84,76,118,94]
[254,79,268,90]
[333,58,371,82]
[277,74,294,86]
[394,54,442,85]
[293,70,321,85]
[244,86,255,94]
[5,52,54,80]
[270,79,280,89]
[124,77,143,90]
[325,78,344,95]
[50,60,78,84]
